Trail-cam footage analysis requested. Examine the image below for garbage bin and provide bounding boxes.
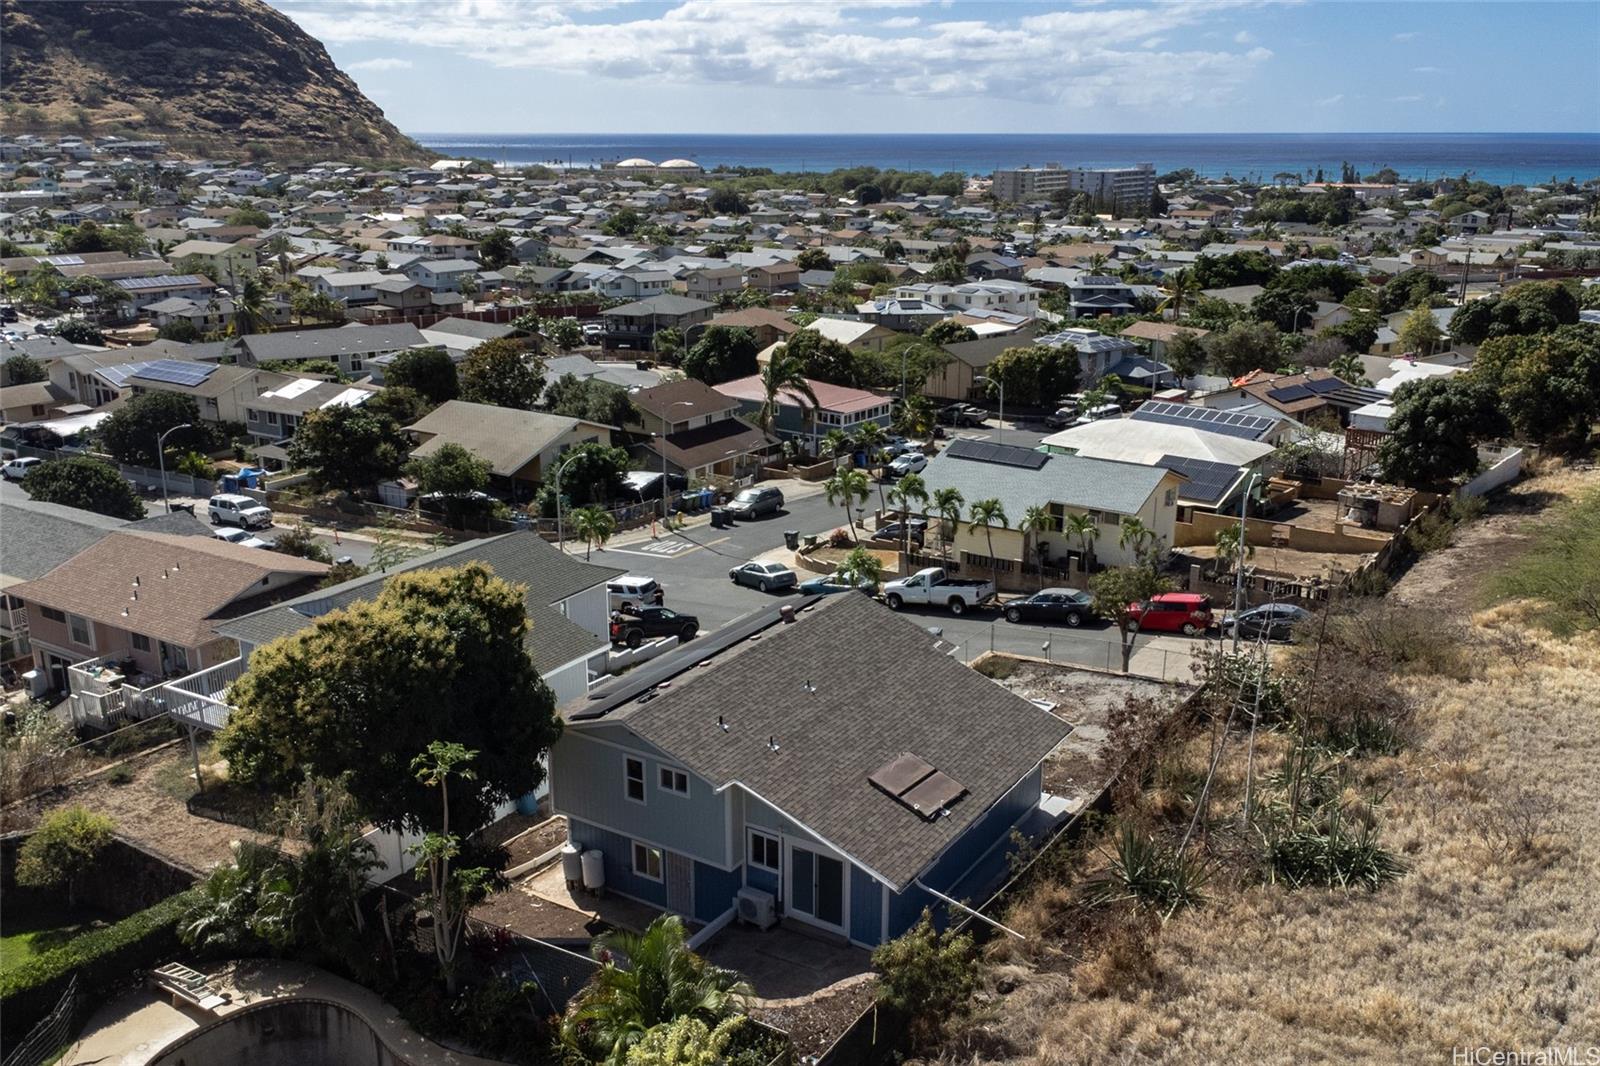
[710,508,726,529]
[784,530,799,550]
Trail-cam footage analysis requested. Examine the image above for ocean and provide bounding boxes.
[412,132,1600,186]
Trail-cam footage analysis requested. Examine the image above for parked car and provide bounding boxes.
[1125,592,1215,636]
[881,567,996,615]
[1073,403,1123,426]
[729,485,784,519]
[937,403,987,427]
[207,493,273,530]
[1004,587,1095,627]
[213,526,271,550]
[729,560,798,592]
[2,456,42,481]
[880,436,915,459]
[886,451,928,478]
[1221,603,1312,642]
[607,574,665,612]
[870,519,928,547]
[798,572,877,596]
[1043,407,1077,430]
[610,606,699,648]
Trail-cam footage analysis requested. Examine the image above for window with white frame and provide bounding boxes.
[624,757,646,803]
[68,613,91,646]
[658,766,688,796]
[631,841,663,881]
[749,830,780,872]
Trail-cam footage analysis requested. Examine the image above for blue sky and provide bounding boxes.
[269,1,1600,135]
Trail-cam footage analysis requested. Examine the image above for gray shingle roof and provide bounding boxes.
[920,444,1170,519]
[240,324,428,362]
[214,531,622,675]
[0,497,126,585]
[572,594,1069,891]
[405,401,601,477]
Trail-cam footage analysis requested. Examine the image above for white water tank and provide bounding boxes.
[580,848,605,892]
[561,843,583,885]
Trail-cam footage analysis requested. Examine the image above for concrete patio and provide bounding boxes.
[521,858,702,937]
[700,920,873,1005]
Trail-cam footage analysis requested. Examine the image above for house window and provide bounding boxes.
[131,633,151,652]
[659,766,688,796]
[41,607,66,623]
[749,830,780,872]
[68,613,91,646]
[350,360,363,372]
[1164,488,1177,507]
[267,411,280,425]
[624,757,646,803]
[631,841,663,882]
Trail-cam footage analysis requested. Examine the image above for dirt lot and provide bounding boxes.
[975,657,1192,803]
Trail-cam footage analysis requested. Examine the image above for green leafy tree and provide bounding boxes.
[550,442,632,506]
[922,319,976,346]
[1320,311,1382,354]
[15,806,115,908]
[872,912,979,1053]
[385,347,458,405]
[408,741,495,993]
[542,373,636,427]
[794,247,831,272]
[476,228,515,270]
[777,328,861,387]
[967,497,1009,587]
[1090,564,1172,673]
[1,352,46,385]
[226,207,272,228]
[221,564,561,835]
[824,467,870,542]
[1205,320,1283,378]
[682,326,759,386]
[288,405,409,493]
[1378,377,1510,485]
[53,318,104,345]
[652,327,684,361]
[548,316,584,352]
[707,186,748,215]
[22,456,145,519]
[459,338,543,410]
[982,344,1080,407]
[1163,329,1208,379]
[406,442,490,500]
[571,505,618,559]
[272,520,333,563]
[560,914,751,1066]
[1396,304,1445,356]
[99,391,207,467]
[1449,282,1580,345]
[1377,269,1450,315]
[156,318,201,343]
[1471,325,1600,447]
[1250,287,1316,333]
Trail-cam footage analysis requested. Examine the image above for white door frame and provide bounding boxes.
[784,837,849,937]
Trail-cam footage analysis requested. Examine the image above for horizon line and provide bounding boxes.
[408,130,1600,138]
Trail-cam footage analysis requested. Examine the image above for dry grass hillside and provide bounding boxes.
[942,463,1600,1064]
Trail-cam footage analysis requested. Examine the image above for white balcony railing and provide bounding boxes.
[66,654,160,728]
[161,656,245,732]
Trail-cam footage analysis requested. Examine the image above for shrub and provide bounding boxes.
[1260,806,1405,890]
[1083,827,1209,919]
[0,889,197,1035]
[872,911,980,1052]
[16,806,116,907]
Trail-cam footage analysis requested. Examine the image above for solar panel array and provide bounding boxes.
[40,255,85,266]
[1157,454,1244,505]
[1131,400,1276,441]
[945,437,1049,470]
[131,359,216,387]
[1305,377,1345,395]
[1268,384,1313,403]
[868,752,967,820]
[116,274,209,291]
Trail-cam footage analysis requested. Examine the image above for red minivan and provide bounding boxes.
[1125,593,1215,636]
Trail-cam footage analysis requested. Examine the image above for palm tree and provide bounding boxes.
[1329,352,1371,386]
[888,472,928,559]
[824,467,870,542]
[967,497,1009,588]
[570,505,616,559]
[854,420,890,513]
[260,234,294,282]
[1118,515,1159,566]
[1087,252,1109,274]
[1065,512,1099,574]
[233,275,272,336]
[932,487,964,562]
[1156,268,1199,322]
[822,428,851,459]
[756,348,818,440]
[1020,504,1055,589]
[560,914,750,1066]
[836,544,884,590]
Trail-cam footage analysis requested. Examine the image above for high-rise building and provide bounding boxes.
[991,163,1157,214]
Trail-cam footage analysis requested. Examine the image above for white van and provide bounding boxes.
[208,493,274,530]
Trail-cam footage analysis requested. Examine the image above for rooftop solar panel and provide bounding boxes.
[1130,401,1276,441]
[900,770,968,818]
[132,359,215,387]
[1267,384,1313,403]
[945,437,1049,469]
[1306,377,1345,394]
[869,753,935,798]
[1157,454,1243,505]
[116,274,209,291]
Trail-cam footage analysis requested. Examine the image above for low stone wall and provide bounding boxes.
[1174,508,1392,554]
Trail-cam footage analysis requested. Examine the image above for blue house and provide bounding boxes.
[549,594,1071,948]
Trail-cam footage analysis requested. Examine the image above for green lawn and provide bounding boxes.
[0,898,106,975]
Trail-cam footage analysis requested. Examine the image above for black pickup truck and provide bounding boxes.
[609,606,701,648]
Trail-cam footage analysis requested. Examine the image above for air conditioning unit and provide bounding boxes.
[734,886,777,930]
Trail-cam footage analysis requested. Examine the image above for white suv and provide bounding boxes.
[208,493,274,530]
[607,575,665,612]
[2,456,43,481]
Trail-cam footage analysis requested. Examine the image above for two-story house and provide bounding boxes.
[626,379,775,485]
[684,266,745,304]
[549,593,1071,947]
[166,238,258,286]
[713,374,893,454]
[245,378,380,450]
[403,258,480,293]
[237,324,432,378]
[601,295,715,351]
[405,400,615,500]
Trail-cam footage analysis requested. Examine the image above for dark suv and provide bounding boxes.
[610,606,700,648]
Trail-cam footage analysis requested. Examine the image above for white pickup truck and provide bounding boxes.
[880,567,997,615]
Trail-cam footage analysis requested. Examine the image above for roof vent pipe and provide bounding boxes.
[779,604,796,623]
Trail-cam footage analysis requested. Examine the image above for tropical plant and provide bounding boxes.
[1064,511,1100,572]
[233,275,272,336]
[1212,523,1255,578]
[626,1017,746,1065]
[1328,352,1371,386]
[1118,515,1161,566]
[1083,825,1210,919]
[888,472,929,557]
[755,348,818,439]
[821,428,851,459]
[836,544,884,589]
[872,912,980,1053]
[561,914,751,1065]
[1019,504,1055,589]
[1090,564,1172,673]
[823,467,870,542]
[967,497,1009,587]
[1156,268,1200,321]
[408,742,495,993]
[571,505,618,559]
[932,487,964,561]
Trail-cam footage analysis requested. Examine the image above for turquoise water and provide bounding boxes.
[412,132,1600,185]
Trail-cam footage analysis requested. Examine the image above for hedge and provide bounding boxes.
[0,889,198,1048]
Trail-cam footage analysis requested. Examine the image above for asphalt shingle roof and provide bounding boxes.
[571,594,1069,891]
[920,442,1171,519]
[240,324,428,362]
[214,531,622,675]
[0,497,126,586]
[406,400,604,477]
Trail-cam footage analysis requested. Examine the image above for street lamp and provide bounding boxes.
[975,375,1005,445]
[156,423,193,514]
[552,450,589,555]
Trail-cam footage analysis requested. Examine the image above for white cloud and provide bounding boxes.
[1316,93,1344,106]
[1233,29,1254,44]
[347,57,413,72]
[275,0,1276,110]
[1392,94,1424,103]
[1412,65,1441,73]
[1392,31,1419,41]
